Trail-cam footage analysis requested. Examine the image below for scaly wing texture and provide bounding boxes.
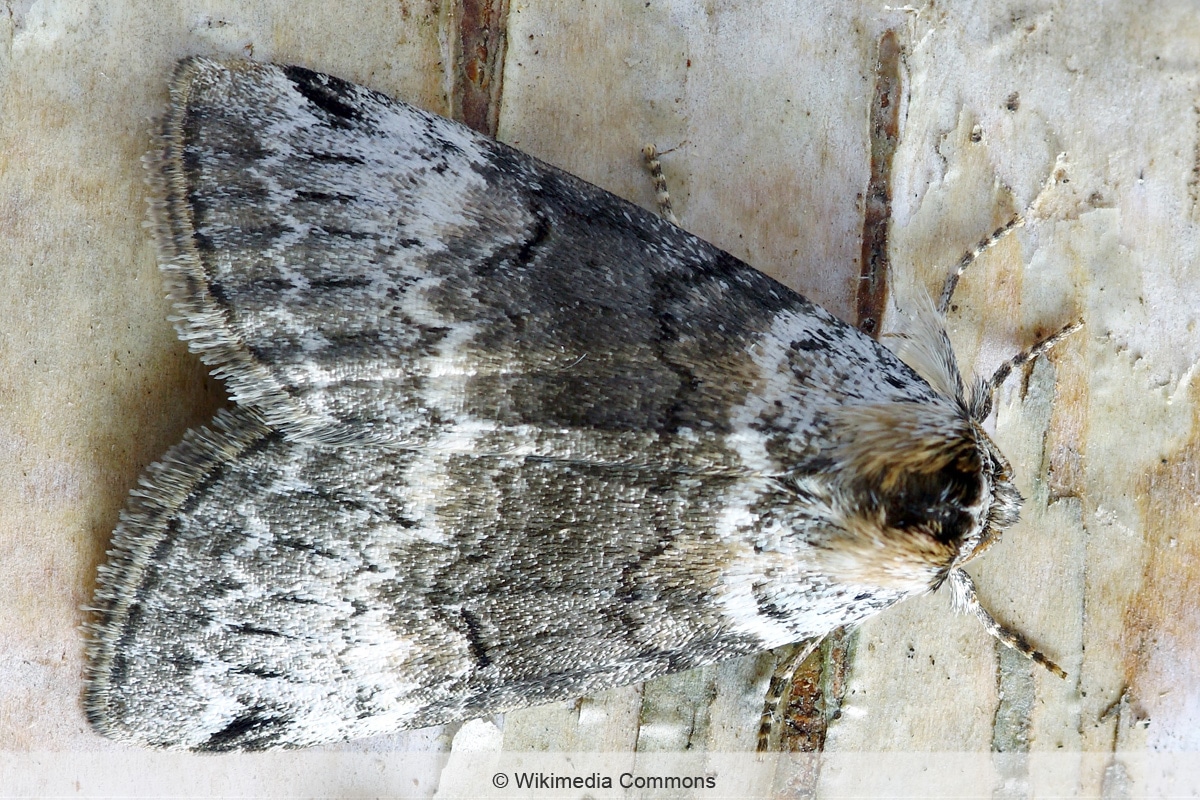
[88,408,912,750]
[152,58,939,460]
[86,58,994,750]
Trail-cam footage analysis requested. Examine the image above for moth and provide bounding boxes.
[86,56,1071,751]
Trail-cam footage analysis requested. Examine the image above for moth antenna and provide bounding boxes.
[986,319,1084,395]
[938,215,1026,315]
[642,144,680,225]
[948,568,1066,679]
[938,156,1066,314]
[971,319,1084,420]
[756,638,823,752]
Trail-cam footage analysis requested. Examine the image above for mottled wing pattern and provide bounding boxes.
[151,58,938,460]
[86,58,1001,750]
[87,408,890,749]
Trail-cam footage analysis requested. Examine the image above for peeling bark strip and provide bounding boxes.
[453,0,511,135]
[776,630,851,757]
[855,29,904,337]
[778,634,848,752]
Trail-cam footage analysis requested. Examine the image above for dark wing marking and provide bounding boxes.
[153,57,940,470]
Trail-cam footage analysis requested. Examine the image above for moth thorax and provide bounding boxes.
[817,401,1002,593]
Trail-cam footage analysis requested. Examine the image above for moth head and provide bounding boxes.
[818,400,1019,593]
[891,310,1025,566]
[818,299,1026,592]
[956,425,1022,564]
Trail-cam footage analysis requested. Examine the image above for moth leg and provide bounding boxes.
[641,144,680,225]
[949,567,1067,679]
[755,637,823,752]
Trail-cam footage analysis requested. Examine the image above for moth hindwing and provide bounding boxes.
[86,56,1035,750]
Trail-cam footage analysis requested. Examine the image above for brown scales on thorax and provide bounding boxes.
[814,399,1001,593]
